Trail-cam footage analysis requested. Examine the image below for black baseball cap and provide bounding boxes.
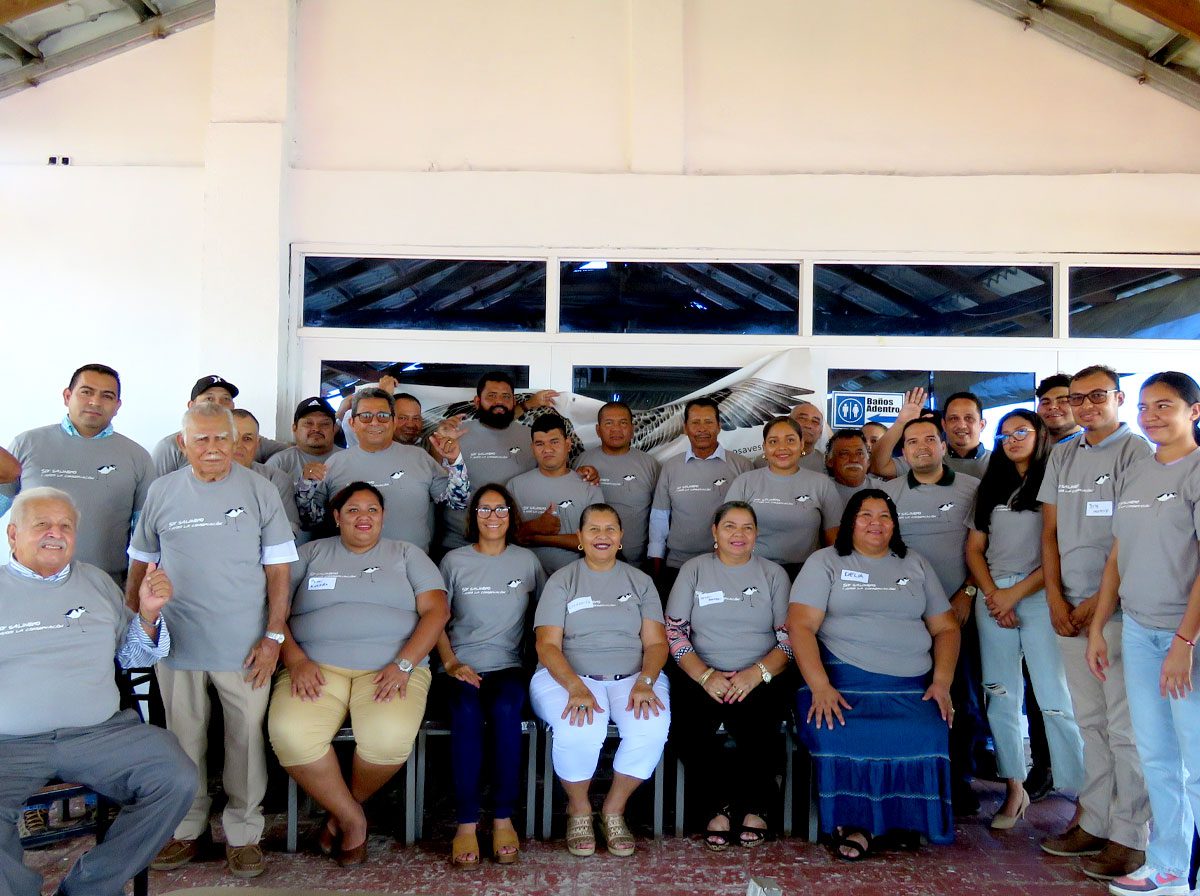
[293,396,336,423]
[190,374,239,401]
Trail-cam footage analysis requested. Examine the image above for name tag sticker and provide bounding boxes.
[696,590,726,607]
[308,576,336,591]
[567,596,595,614]
[841,569,869,583]
[1086,501,1114,517]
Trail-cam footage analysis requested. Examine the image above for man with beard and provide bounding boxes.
[1036,374,1084,445]
[266,397,342,484]
[392,392,426,446]
[871,388,991,480]
[825,429,886,502]
[881,417,984,815]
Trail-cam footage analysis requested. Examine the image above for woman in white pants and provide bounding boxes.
[530,503,670,858]
[966,410,1084,830]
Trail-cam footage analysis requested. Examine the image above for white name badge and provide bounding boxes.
[840,569,869,583]
[308,576,336,591]
[696,590,726,607]
[1086,501,1114,517]
[567,596,595,614]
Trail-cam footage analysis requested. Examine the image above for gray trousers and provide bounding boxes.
[0,710,196,896]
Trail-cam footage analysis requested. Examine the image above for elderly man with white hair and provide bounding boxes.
[127,402,297,879]
[0,487,194,896]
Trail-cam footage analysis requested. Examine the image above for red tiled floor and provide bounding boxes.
[25,784,1112,896]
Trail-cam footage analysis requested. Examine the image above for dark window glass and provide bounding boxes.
[1069,267,1200,339]
[572,366,739,409]
[320,361,529,402]
[559,261,800,335]
[814,264,1053,337]
[304,257,546,331]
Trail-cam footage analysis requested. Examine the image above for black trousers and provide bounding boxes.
[668,666,797,827]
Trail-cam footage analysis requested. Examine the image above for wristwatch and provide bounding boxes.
[264,631,286,645]
[639,675,653,687]
[394,658,415,674]
[962,586,978,598]
[756,662,773,684]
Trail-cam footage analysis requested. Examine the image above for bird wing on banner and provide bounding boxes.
[632,378,811,451]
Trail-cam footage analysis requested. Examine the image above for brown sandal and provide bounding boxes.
[451,831,480,867]
[492,826,520,864]
[600,812,636,857]
[565,814,596,857]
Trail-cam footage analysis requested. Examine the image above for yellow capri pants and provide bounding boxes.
[268,663,432,767]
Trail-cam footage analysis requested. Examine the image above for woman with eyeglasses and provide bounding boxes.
[436,484,545,866]
[965,411,1084,830]
[1087,372,1200,896]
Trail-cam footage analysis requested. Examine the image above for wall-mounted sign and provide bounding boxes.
[831,391,906,427]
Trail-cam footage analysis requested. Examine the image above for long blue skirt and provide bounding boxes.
[796,653,954,844]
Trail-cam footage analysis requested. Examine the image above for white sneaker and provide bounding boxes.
[1107,866,1190,896]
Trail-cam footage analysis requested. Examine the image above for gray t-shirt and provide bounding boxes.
[252,461,301,536]
[265,445,342,483]
[653,450,755,567]
[725,468,843,566]
[288,537,445,670]
[790,546,950,678]
[318,443,449,553]
[665,553,789,671]
[0,563,131,736]
[1113,450,1200,630]
[440,544,545,672]
[832,473,887,505]
[894,446,991,481]
[152,431,289,478]
[129,464,297,671]
[576,448,660,564]
[507,469,605,574]
[533,560,663,676]
[969,498,1043,580]
[1036,425,1153,603]
[881,469,979,596]
[442,420,537,550]
[1,424,154,577]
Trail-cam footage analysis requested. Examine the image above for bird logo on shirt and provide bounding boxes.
[713,478,727,487]
[362,566,381,582]
[507,579,523,588]
[390,471,405,479]
[795,495,812,503]
[741,586,759,597]
[622,474,638,481]
[96,464,117,475]
[557,500,574,509]
[508,447,522,455]
[225,507,247,530]
[896,577,910,586]
[63,607,87,630]
[938,502,955,512]
[617,593,634,602]
[1156,492,1178,502]
[1095,474,1111,485]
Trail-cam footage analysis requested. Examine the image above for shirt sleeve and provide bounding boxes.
[436,456,470,509]
[532,571,569,629]
[116,614,172,668]
[637,570,664,623]
[404,544,447,595]
[647,509,670,559]
[1036,449,1061,506]
[789,552,832,611]
[262,541,299,566]
[295,477,329,531]
[725,473,749,503]
[818,478,846,531]
[919,554,952,617]
[127,486,162,562]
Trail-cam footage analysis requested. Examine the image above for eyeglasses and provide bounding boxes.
[997,428,1033,443]
[354,411,394,422]
[1067,389,1119,407]
[476,506,510,518]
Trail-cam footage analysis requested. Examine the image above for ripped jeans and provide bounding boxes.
[975,577,1084,790]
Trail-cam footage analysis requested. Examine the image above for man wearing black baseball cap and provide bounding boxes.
[150,376,289,477]
[265,397,341,488]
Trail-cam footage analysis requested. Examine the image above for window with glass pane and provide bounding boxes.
[304,257,546,331]
[572,366,739,409]
[814,264,1053,337]
[320,361,529,402]
[1069,267,1200,339]
[559,261,800,335]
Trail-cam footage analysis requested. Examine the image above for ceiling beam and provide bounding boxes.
[0,24,38,62]
[1151,32,1192,65]
[118,0,158,23]
[1115,0,1200,45]
[973,0,1200,112]
[0,0,60,27]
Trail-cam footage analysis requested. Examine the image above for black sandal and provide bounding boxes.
[739,814,768,848]
[703,809,733,852]
[831,826,874,862]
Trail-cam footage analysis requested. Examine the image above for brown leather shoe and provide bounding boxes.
[150,838,198,871]
[1040,824,1106,857]
[1081,841,1145,881]
[226,843,266,879]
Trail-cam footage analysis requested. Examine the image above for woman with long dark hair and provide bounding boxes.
[1087,372,1200,896]
[965,410,1084,829]
[789,489,960,859]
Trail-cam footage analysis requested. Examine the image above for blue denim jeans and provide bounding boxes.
[1122,614,1200,878]
[975,577,1084,790]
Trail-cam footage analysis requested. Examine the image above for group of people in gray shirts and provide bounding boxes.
[2,362,1199,896]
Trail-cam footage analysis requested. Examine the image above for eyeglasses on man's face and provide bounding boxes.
[354,411,394,422]
[1067,389,1119,407]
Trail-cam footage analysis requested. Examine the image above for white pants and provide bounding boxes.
[529,668,670,782]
